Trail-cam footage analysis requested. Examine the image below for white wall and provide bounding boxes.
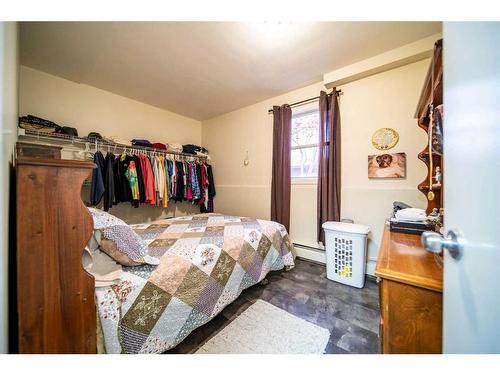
[0,22,19,354]
[19,66,203,223]
[202,60,429,274]
[339,59,428,274]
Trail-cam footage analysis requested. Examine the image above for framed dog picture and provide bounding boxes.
[368,152,406,179]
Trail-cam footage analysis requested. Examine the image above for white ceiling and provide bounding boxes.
[20,22,442,120]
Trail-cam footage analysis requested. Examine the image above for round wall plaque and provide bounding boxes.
[372,128,399,150]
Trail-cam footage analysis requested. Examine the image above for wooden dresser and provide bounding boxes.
[375,224,443,353]
[16,156,97,353]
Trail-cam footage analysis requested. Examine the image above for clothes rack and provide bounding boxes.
[17,128,209,162]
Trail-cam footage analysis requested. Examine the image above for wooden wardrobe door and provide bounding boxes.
[16,157,96,353]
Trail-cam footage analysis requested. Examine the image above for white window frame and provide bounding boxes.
[291,105,320,184]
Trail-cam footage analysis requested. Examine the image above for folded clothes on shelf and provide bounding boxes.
[131,139,153,148]
[394,207,428,222]
[182,144,209,155]
[167,143,183,153]
[152,142,167,150]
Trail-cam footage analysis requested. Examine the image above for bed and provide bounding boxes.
[92,213,295,353]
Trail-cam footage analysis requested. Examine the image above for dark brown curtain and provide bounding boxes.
[271,105,292,231]
[317,90,341,243]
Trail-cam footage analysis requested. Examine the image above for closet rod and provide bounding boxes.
[267,89,343,114]
[18,129,209,160]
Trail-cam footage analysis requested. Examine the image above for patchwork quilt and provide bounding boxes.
[96,213,295,353]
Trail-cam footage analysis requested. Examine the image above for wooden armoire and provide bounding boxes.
[15,155,97,353]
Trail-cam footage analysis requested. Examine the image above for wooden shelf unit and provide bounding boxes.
[415,39,443,214]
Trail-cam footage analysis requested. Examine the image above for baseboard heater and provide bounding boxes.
[292,243,324,252]
[292,243,326,264]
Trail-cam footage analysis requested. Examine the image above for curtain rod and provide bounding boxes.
[267,89,343,114]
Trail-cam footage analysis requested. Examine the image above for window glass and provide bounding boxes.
[291,109,319,178]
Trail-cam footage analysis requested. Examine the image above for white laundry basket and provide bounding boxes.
[322,221,370,288]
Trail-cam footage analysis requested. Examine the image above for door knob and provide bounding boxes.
[421,229,464,259]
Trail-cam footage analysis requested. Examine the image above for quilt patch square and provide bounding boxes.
[247,252,264,282]
[185,225,206,233]
[121,281,171,335]
[124,264,157,280]
[195,277,223,316]
[242,219,260,230]
[205,225,224,233]
[224,262,245,294]
[174,309,209,344]
[223,235,244,260]
[224,223,244,237]
[121,326,149,354]
[168,237,203,256]
[145,297,193,351]
[207,215,225,225]
[237,241,256,271]
[191,244,221,274]
[174,266,210,307]
[181,231,205,238]
[199,234,224,248]
[238,272,255,294]
[210,250,236,286]
[188,223,208,231]
[165,223,190,233]
[148,238,177,257]
[148,223,171,229]
[149,254,192,295]
[211,289,238,318]
[244,228,262,250]
[257,234,272,258]
[224,216,241,222]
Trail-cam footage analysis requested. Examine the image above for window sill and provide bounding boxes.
[291,177,318,185]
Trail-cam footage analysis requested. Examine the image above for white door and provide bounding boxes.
[441,22,500,353]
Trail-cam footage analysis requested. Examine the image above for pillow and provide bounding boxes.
[83,230,123,286]
[87,207,159,266]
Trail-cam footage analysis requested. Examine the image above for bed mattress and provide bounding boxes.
[95,213,295,353]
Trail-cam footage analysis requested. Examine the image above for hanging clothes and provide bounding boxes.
[206,164,216,199]
[159,155,168,208]
[112,154,122,205]
[117,154,133,204]
[87,145,213,211]
[125,160,140,204]
[166,159,173,199]
[191,162,201,201]
[152,155,161,206]
[103,152,116,211]
[90,151,105,206]
[139,153,155,204]
[175,161,185,202]
[132,155,146,204]
[206,163,216,213]
[170,161,177,199]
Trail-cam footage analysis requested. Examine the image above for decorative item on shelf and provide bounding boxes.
[243,150,249,166]
[368,152,406,179]
[371,127,399,150]
[433,166,442,188]
[428,208,440,222]
[432,105,443,155]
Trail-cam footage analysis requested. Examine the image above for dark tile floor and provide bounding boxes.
[167,258,380,354]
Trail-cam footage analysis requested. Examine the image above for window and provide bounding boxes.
[291,108,319,178]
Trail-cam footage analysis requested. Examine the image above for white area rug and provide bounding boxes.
[196,299,330,354]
